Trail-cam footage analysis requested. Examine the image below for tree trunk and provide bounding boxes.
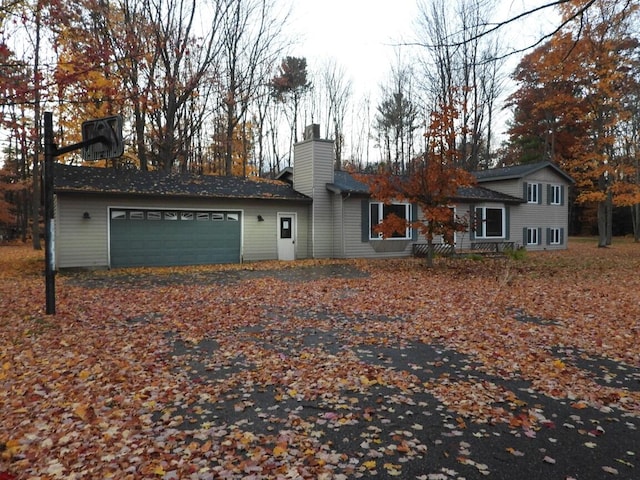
[597,200,608,247]
[632,204,640,242]
[605,191,613,245]
[426,235,434,268]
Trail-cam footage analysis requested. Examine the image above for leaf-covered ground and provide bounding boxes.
[1,239,639,479]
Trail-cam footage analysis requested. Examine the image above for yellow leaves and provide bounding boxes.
[362,460,377,470]
[272,443,288,457]
[1,439,21,460]
[553,359,566,370]
[383,462,403,476]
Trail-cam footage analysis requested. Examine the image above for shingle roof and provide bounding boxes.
[454,186,524,204]
[327,170,370,195]
[474,161,574,183]
[327,170,523,203]
[54,164,312,202]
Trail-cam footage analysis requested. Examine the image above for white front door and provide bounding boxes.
[277,213,296,261]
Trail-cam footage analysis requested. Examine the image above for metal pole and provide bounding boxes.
[44,112,55,315]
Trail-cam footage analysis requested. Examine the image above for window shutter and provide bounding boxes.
[523,227,528,245]
[537,227,542,245]
[361,199,369,242]
[537,184,542,204]
[469,205,476,240]
[547,184,552,205]
[560,227,565,245]
[560,185,565,206]
[546,228,551,245]
[411,204,418,241]
[523,182,528,201]
[504,205,510,240]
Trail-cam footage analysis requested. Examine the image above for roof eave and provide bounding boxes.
[54,188,313,202]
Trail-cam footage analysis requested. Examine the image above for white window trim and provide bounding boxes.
[550,185,562,205]
[527,183,539,204]
[474,206,505,239]
[526,227,539,245]
[369,202,412,240]
[549,227,561,245]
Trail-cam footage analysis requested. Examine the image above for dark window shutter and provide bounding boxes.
[469,205,476,240]
[537,227,542,244]
[560,185,565,206]
[547,184,552,205]
[523,182,528,201]
[411,203,418,241]
[523,227,528,245]
[537,184,542,204]
[361,199,370,242]
[504,206,510,240]
[546,228,551,245]
[560,227,565,245]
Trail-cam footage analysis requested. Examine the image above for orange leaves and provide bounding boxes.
[2,243,640,478]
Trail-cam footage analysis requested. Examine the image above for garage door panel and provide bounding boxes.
[110,209,241,267]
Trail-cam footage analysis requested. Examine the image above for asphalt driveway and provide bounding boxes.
[61,260,640,479]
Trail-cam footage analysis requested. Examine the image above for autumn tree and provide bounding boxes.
[507,0,640,246]
[359,104,476,267]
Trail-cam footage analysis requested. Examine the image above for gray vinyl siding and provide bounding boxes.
[293,139,335,258]
[55,193,310,268]
[341,198,413,258]
[331,193,346,257]
[479,168,570,251]
[55,195,110,268]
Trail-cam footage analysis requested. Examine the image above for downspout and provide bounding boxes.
[342,192,351,257]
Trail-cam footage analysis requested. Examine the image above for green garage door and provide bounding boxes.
[110,209,241,267]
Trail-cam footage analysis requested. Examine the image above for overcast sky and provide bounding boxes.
[287,0,559,143]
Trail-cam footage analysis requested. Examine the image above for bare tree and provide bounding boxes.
[374,61,419,174]
[143,0,227,172]
[271,56,312,163]
[219,0,289,176]
[415,0,506,170]
[314,59,352,170]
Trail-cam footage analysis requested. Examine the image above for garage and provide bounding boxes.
[109,208,241,267]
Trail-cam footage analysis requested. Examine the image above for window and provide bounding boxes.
[129,211,144,220]
[147,211,161,221]
[474,207,504,238]
[369,202,411,240]
[526,227,539,245]
[527,183,539,204]
[227,213,239,221]
[180,212,194,221]
[111,210,126,220]
[164,211,178,221]
[211,213,224,221]
[196,212,209,221]
[549,228,561,245]
[550,185,562,205]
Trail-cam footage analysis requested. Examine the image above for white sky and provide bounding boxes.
[289,0,558,97]
[287,0,559,145]
[289,0,419,98]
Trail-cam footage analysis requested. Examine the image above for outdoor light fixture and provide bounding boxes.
[257,215,264,222]
[83,212,91,220]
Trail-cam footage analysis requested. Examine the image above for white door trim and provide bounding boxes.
[277,212,296,261]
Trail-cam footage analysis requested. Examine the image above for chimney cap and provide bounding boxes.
[303,124,320,140]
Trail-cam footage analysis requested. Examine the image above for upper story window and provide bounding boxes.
[369,202,412,240]
[527,183,539,204]
[474,207,504,238]
[550,184,562,205]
